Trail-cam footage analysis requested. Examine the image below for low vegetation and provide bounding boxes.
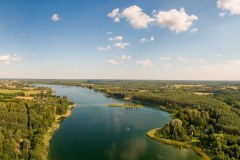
[108,103,143,108]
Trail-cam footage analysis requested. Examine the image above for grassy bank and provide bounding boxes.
[43,105,74,159]
[43,122,60,149]
[147,128,211,160]
[159,106,177,114]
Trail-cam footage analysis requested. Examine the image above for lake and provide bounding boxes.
[45,85,199,160]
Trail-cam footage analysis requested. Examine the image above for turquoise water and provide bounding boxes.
[45,85,199,160]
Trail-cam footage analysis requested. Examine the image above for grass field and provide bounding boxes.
[23,90,40,95]
[0,89,22,94]
[193,92,213,96]
[0,88,40,97]
[174,85,204,88]
[16,96,34,100]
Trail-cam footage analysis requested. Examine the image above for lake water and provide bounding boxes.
[45,85,199,160]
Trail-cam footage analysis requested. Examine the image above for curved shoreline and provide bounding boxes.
[43,104,75,159]
[147,128,211,160]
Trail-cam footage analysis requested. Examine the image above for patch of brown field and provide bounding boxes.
[193,92,213,96]
[0,89,22,94]
[23,90,40,95]
[16,96,34,100]
[174,85,204,88]
[226,86,239,90]
[23,87,35,90]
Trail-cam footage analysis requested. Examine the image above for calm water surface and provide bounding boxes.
[44,85,199,160]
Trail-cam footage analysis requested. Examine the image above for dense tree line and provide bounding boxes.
[76,81,240,160]
[16,80,240,159]
[0,84,72,160]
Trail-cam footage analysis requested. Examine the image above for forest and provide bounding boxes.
[32,79,240,160]
[1,79,240,159]
[0,80,73,160]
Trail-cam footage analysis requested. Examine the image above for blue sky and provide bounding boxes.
[0,0,240,80]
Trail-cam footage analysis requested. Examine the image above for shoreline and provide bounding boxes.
[108,103,143,109]
[43,104,75,159]
[147,128,211,160]
[92,87,210,159]
[99,89,211,160]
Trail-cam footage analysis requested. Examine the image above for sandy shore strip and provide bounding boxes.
[43,104,75,158]
[147,128,211,160]
[43,123,60,149]
[61,109,72,118]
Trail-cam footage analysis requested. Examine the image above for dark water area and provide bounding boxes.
[42,85,199,160]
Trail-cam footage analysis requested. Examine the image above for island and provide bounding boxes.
[108,103,143,108]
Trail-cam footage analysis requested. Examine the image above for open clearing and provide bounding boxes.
[193,92,213,96]
[0,89,22,94]
[16,96,34,100]
[174,85,204,88]
[23,90,40,95]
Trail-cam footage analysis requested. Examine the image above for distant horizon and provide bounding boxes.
[1,78,240,82]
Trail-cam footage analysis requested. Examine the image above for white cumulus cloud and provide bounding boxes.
[136,59,152,66]
[217,0,240,15]
[150,36,155,41]
[117,54,131,61]
[108,5,154,29]
[139,36,155,44]
[219,12,226,17]
[97,46,111,51]
[108,54,131,65]
[153,8,198,33]
[191,28,198,33]
[108,36,123,41]
[0,54,21,64]
[51,13,61,22]
[108,6,198,33]
[121,5,154,29]
[107,8,121,22]
[114,42,130,49]
[108,59,118,65]
[139,38,148,44]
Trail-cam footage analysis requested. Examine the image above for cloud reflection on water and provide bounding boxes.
[105,137,147,160]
